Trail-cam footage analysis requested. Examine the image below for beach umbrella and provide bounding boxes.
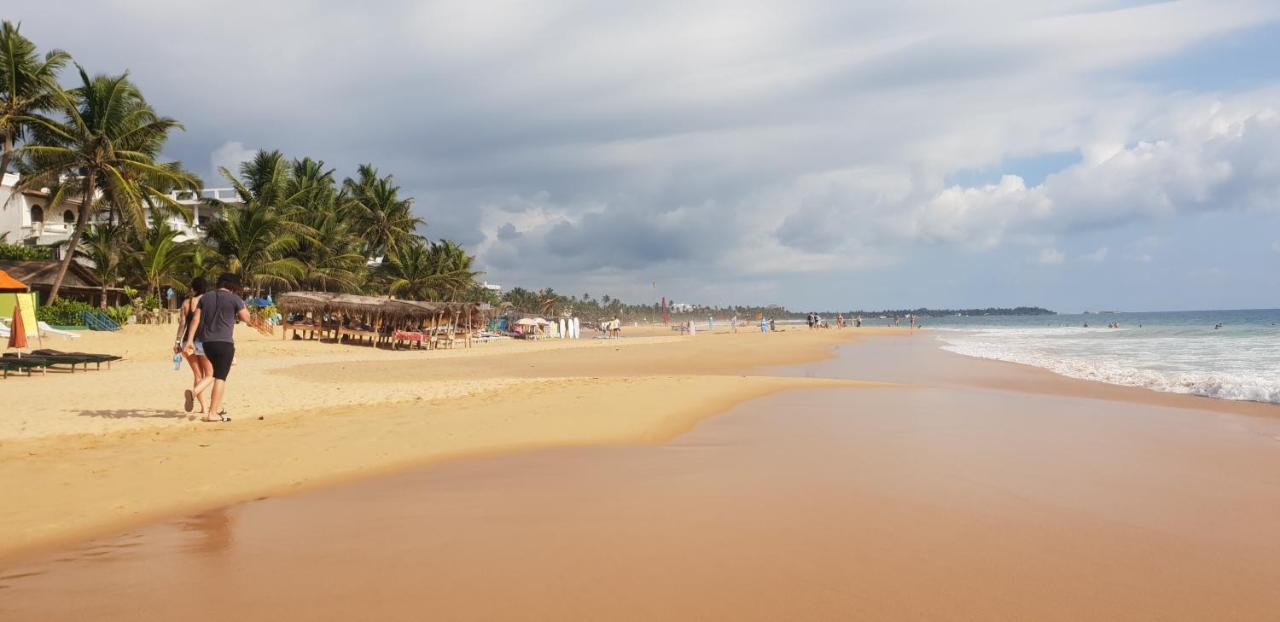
[0,269,25,293]
[513,318,538,327]
[2,270,31,358]
[8,304,27,356]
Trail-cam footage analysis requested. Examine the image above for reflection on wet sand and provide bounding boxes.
[181,509,234,555]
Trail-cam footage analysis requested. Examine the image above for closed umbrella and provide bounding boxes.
[9,304,27,356]
[1,269,31,358]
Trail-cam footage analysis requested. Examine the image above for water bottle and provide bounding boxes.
[173,352,183,371]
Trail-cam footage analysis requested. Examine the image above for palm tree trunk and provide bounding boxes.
[0,130,13,178]
[48,171,96,303]
[100,283,108,309]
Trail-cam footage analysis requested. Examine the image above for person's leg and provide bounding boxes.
[196,355,214,409]
[185,354,207,413]
[207,379,227,418]
[202,342,235,420]
[189,373,216,404]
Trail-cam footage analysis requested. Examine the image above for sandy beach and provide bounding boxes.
[3,330,1279,621]
[0,323,888,556]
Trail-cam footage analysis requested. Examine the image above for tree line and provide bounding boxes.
[0,21,479,306]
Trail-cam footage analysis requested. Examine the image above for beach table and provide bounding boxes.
[393,330,425,350]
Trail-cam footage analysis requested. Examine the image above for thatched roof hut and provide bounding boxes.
[278,292,491,327]
[0,260,125,306]
[276,291,338,314]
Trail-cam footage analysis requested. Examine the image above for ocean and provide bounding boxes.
[927,309,1280,405]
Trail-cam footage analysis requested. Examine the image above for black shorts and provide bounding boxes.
[203,341,235,381]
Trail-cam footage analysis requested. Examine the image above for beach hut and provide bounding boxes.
[278,292,492,349]
[0,260,124,307]
[278,292,339,340]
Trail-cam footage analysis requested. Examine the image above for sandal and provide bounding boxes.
[201,411,231,423]
[184,390,195,413]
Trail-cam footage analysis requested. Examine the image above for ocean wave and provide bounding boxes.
[939,336,1280,405]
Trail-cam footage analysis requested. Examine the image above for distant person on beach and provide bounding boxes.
[769,318,776,332]
[183,273,252,422]
[174,277,212,414]
[732,313,739,333]
[909,314,916,329]
[759,316,768,333]
[855,315,862,328]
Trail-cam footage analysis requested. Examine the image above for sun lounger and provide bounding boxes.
[0,358,37,378]
[0,356,52,376]
[3,353,91,371]
[37,322,81,339]
[32,349,122,369]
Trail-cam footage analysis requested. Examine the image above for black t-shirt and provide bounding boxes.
[197,289,246,343]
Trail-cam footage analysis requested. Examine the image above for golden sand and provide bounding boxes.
[0,322,891,557]
[4,333,1279,621]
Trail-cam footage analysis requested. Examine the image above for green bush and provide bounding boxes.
[0,242,53,261]
[36,299,94,326]
[105,305,133,326]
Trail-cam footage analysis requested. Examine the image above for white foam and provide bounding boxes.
[938,328,1280,405]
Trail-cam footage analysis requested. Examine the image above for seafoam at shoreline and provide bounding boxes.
[933,314,1280,405]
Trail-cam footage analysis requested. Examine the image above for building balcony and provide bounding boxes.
[167,188,243,204]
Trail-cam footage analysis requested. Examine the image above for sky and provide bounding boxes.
[10,0,1280,312]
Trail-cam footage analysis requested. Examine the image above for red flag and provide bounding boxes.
[9,303,27,352]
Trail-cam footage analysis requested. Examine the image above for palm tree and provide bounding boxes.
[380,240,434,301]
[424,239,480,301]
[344,164,422,259]
[0,20,69,177]
[73,223,126,308]
[295,209,367,292]
[539,287,561,316]
[129,216,192,299]
[15,67,189,301]
[380,239,480,302]
[203,201,305,295]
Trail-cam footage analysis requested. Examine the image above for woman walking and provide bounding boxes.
[174,277,213,414]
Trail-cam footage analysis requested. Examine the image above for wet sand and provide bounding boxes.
[3,337,1279,620]
[0,324,877,554]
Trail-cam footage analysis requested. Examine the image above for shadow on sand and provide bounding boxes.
[76,408,188,420]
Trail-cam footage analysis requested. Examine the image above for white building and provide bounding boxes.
[0,172,242,248]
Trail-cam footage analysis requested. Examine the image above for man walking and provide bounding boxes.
[183,273,251,422]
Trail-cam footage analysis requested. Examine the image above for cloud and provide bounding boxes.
[7,0,1280,307]
[208,141,256,183]
[1080,247,1109,263]
[1036,247,1065,265]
